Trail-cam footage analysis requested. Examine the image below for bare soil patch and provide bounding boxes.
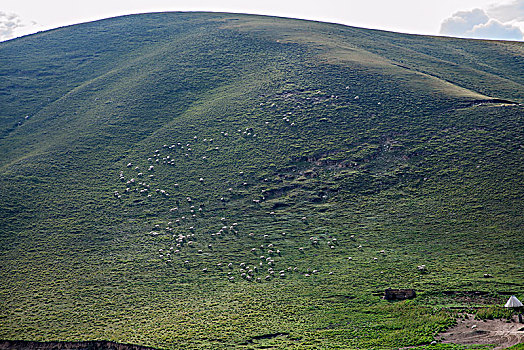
[437,315,524,350]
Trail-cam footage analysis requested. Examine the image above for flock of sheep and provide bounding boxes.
[112,89,414,283]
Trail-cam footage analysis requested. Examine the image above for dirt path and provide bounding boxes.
[437,315,524,349]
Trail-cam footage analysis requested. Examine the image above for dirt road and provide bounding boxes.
[437,315,524,349]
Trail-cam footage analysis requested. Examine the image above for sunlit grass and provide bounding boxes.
[0,12,522,349]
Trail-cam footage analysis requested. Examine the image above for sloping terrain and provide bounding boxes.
[0,12,523,349]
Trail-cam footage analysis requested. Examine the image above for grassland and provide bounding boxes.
[0,12,523,349]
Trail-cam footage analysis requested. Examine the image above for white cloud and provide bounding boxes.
[487,0,524,22]
[468,18,523,40]
[440,8,489,36]
[0,11,24,41]
[440,6,523,40]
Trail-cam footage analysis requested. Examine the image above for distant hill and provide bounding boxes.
[0,12,522,349]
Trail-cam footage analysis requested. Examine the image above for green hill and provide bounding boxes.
[0,12,523,349]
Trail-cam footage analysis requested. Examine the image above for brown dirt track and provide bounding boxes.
[437,315,524,349]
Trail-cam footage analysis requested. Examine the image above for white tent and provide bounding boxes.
[504,295,523,308]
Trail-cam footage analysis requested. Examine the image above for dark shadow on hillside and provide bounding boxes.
[0,340,158,350]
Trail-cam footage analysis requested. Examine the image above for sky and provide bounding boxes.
[1,0,524,42]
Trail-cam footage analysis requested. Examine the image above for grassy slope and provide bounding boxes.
[0,12,523,349]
